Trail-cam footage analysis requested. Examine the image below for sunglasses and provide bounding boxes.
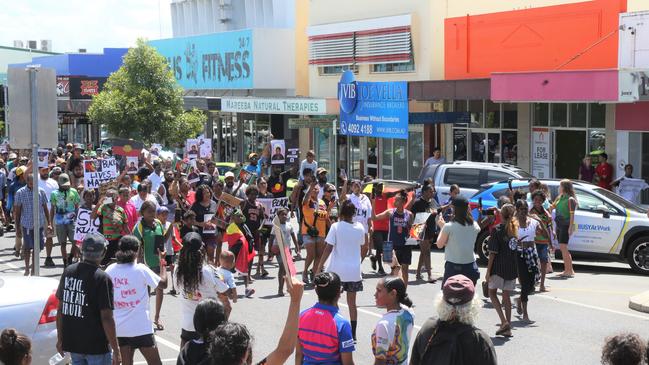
[325,190,335,193]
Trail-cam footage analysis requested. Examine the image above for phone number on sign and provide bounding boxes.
[346,123,373,135]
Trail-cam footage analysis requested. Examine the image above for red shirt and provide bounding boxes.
[373,195,389,232]
[595,162,613,190]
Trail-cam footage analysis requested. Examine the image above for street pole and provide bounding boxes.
[28,67,41,277]
[2,83,8,139]
[332,119,337,186]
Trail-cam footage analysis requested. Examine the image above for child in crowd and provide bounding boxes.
[180,210,199,238]
[270,208,298,296]
[157,206,178,295]
[217,250,238,318]
[177,298,227,365]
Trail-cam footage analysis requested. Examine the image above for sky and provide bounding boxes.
[0,0,173,53]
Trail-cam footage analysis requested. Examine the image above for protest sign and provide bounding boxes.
[203,213,216,234]
[198,137,212,159]
[74,208,101,242]
[259,197,289,225]
[187,160,200,184]
[239,169,255,184]
[218,192,243,208]
[84,158,118,189]
[270,140,286,165]
[272,215,297,286]
[186,139,199,160]
[286,148,300,165]
[126,156,138,174]
[150,143,162,157]
[37,149,49,169]
[408,212,431,245]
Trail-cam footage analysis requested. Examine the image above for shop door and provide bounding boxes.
[217,115,237,162]
[554,130,586,179]
[469,131,500,163]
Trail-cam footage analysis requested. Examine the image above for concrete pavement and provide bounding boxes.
[2,230,649,364]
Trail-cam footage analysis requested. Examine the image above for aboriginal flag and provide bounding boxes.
[222,223,256,276]
[111,138,144,157]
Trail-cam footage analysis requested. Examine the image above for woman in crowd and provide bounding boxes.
[550,179,577,277]
[301,184,329,284]
[177,298,227,365]
[578,155,595,183]
[190,184,218,264]
[105,235,167,365]
[530,190,553,291]
[373,191,413,287]
[435,195,481,285]
[512,199,541,322]
[0,328,31,365]
[256,177,274,264]
[174,232,230,347]
[296,272,355,365]
[485,204,518,337]
[372,276,414,365]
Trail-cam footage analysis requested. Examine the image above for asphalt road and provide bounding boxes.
[1,229,649,365]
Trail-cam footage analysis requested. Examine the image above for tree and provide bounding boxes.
[88,38,205,146]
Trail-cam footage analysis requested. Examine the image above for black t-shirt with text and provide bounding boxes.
[56,262,114,355]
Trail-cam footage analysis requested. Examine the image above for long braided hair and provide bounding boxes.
[175,242,205,295]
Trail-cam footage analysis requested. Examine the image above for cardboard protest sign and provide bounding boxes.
[218,192,243,208]
[186,139,199,160]
[203,213,216,234]
[74,208,101,242]
[272,215,297,286]
[286,148,300,165]
[198,137,212,159]
[84,158,118,189]
[270,140,286,165]
[150,144,162,157]
[258,197,289,225]
[407,212,431,245]
[187,160,200,184]
[239,169,255,184]
[126,156,139,174]
[37,149,49,169]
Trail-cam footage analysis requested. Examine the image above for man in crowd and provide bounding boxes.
[595,152,613,191]
[147,160,164,193]
[56,233,121,365]
[424,147,446,166]
[39,165,60,267]
[14,173,52,276]
[50,173,81,267]
[223,171,247,200]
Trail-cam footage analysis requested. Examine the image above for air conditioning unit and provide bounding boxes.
[78,48,87,53]
[219,0,231,22]
[40,40,52,52]
[27,40,37,50]
[13,40,24,48]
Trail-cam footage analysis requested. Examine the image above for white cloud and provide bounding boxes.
[0,0,173,53]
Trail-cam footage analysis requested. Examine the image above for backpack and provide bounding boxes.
[418,320,475,365]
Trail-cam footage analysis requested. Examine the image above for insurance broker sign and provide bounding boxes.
[337,70,408,139]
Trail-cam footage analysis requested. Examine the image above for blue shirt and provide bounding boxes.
[298,303,355,364]
[14,186,48,230]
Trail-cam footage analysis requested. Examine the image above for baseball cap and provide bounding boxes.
[58,173,71,187]
[316,167,327,175]
[156,206,169,214]
[82,233,108,255]
[248,152,259,159]
[452,195,469,209]
[74,143,84,151]
[15,166,27,177]
[8,153,17,159]
[224,171,235,179]
[442,274,475,306]
[50,166,62,175]
[183,232,204,251]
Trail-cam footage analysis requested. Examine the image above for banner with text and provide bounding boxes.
[532,128,550,178]
[258,197,289,225]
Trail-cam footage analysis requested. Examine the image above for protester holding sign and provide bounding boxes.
[93,189,128,266]
[241,185,266,278]
[190,185,219,265]
[50,173,81,266]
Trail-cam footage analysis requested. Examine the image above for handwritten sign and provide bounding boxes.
[84,158,118,189]
[259,197,289,225]
[74,208,100,242]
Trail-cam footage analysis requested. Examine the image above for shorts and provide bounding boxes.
[372,231,388,253]
[21,228,44,251]
[181,329,200,343]
[70,352,112,365]
[488,274,516,291]
[536,244,549,263]
[341,281,364,293]
[55,224,75,245]
[302,234,317,246]
[556,223,570,244]
[117,333,156,348]
[443,261,480,286]
[394,246,413,266]
[165,254,176,265]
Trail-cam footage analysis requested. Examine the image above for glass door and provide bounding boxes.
[487,132,501,163]
[470,131,486,162]
[367,137,378,178]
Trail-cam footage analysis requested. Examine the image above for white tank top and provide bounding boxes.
[517,218,538,242]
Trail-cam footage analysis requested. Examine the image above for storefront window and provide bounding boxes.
[469,100,484,128]
[454,100,469,128]
[570,103,587,128]
[590,103,606,128]
[382,139,393,179]
[315,127,332,171]
[470,132,486,162]
[589,130,605,154]
[367,137,378,178]
[550,103,568,127]
[485,101,501,129]
[453,129,468,161]
[393,138,408,179]
[502,130,517,165]
[349,136,361,179]
[338,135,348,177]
[408,131,423,180]
[371,60,415,73]
[533,103,549,126]
[502,103,517,129]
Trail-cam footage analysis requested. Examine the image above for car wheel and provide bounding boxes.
[627,237,649,275]
[475,230,490,265]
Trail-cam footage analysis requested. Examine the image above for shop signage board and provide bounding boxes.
[149,29,254,89]
[337,70,408,139]
[288,117,337,129]
[222,97,327,115]
[532,127,550,178]
[618,69,649,102]
[69,77,107,99]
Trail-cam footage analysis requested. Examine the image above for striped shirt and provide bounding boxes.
[298,303,355,364]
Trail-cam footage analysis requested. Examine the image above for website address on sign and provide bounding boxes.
[376,127,406,134]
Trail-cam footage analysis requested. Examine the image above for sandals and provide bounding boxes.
[154,320,164,331]
[496,323,512,337]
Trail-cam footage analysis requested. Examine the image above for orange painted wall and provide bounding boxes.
[445,0,627,79]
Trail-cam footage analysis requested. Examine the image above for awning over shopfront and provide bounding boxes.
[408,79,490,101]
[491,69,619,102]
[183,96,221,111]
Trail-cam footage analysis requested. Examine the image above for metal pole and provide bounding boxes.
[28,67,40,277]
[2,83,8,139]
[332,119,337,188]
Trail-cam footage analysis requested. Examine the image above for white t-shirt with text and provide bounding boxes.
[348,193,372,233]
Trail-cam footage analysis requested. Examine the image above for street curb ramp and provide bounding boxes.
[629,291,649,313]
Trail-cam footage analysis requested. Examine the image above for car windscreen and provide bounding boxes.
[418,164,439,184]
[595,188,647,213]
[514,169,534,179]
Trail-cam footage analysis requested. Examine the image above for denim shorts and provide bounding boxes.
[71,352,112,365]
[536,243,550,263]
[442,261,480,286]
[22,228,44,251]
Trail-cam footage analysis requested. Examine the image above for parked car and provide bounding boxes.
[0,276,61,364]
[417,161,534,201]
[469,179,649,275]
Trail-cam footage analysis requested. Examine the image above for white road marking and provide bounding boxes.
[134,358,177,364]
[537,294,649,321]
[155,335,181,352]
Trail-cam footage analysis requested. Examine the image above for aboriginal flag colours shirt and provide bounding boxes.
[56,262,114,354]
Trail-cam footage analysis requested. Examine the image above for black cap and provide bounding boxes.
[82,233,107,254]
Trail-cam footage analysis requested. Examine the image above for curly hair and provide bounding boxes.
[175,243,205,295]
[209,322,253,365]
[601,333,645,365]
[195,184,212,203]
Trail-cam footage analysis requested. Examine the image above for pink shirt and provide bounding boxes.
[118,200,139,231]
